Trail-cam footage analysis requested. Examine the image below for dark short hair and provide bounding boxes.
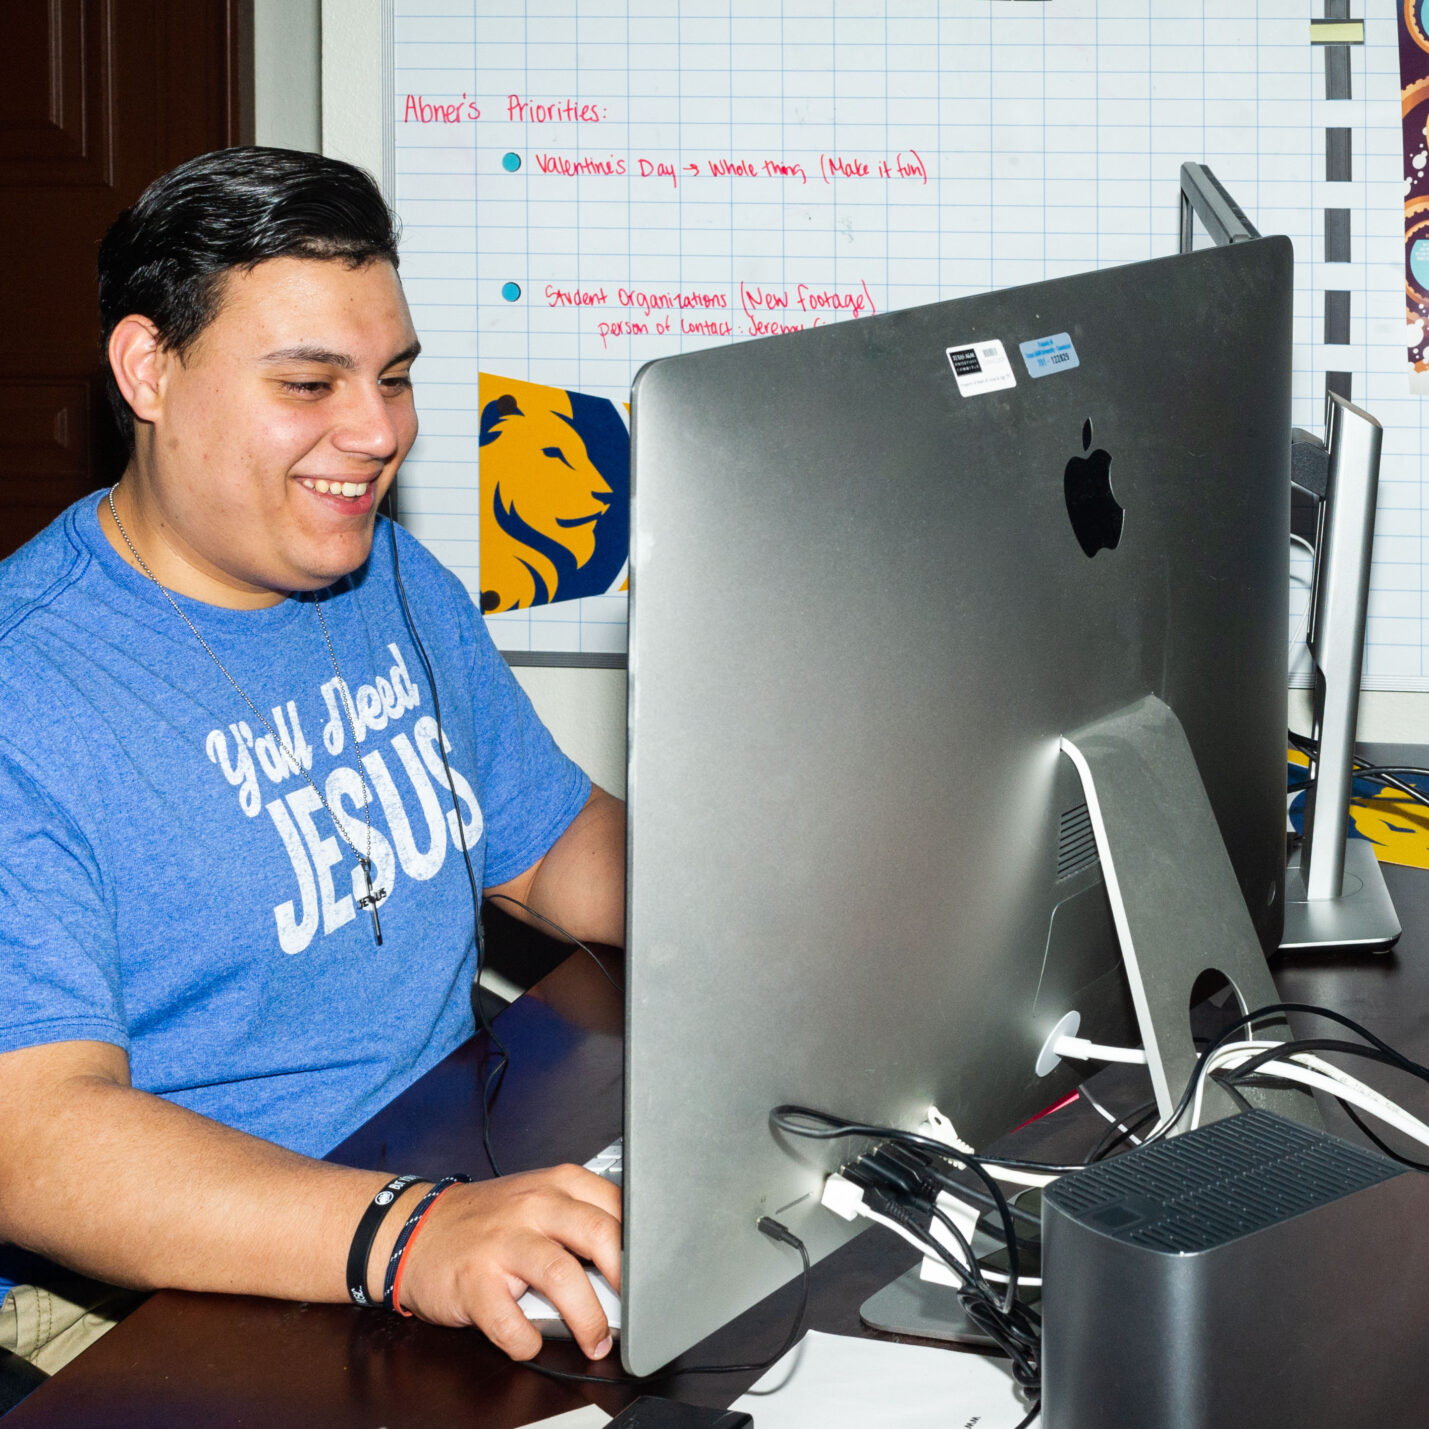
[98,146,400,444]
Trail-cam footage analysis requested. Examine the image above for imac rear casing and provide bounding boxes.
[623,238,1294,1376]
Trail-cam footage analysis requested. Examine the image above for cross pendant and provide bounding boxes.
[357,858,385,946]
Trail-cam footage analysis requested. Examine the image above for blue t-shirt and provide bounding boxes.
[0,496,590,1297]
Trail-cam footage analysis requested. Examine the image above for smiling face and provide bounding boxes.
[105,256,420,607]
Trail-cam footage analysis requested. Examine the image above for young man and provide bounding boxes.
[0,148,625,1382]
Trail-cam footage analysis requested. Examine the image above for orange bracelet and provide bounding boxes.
[390,1180,462,1317]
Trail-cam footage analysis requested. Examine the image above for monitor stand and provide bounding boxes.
[861,693,1318,1341]
[1057,694,1319,1133]
[1281,393,1399,953]
[861,1222,1037,1346]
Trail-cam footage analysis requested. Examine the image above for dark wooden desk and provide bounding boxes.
[7,863,1429,1427]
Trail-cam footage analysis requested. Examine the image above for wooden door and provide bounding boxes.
[0,0,251,557]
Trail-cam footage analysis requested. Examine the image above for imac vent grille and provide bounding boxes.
[1057,803,1099,881]
[1046,1110,1399,1254]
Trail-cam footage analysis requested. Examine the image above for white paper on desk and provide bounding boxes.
[525,1406,611,1428]
[730,1330,1031,1428]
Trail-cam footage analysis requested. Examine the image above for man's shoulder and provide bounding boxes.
[0,501,94,646]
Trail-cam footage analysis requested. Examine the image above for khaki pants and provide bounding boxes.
[0,1273,143,1378]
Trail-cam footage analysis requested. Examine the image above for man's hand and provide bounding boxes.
[388,1165,622,1360]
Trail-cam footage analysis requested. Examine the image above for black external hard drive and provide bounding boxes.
[1041,1109,1429,1428]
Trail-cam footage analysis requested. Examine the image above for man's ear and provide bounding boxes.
[107,316,170,427]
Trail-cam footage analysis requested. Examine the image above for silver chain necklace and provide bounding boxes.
[106,486,387,945]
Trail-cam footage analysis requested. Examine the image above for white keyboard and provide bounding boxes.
[584,1136,623,1186]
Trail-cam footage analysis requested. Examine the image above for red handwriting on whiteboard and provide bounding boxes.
[893,150,928,181]
[541,283,877,346]
[819,149,928,184]
[562,287,733,346]
[618,287,730,317]
[508,95,605,122]
[546,286,610,307]
[637,158,678,187]
[403,94,479,123]
[739,280,876,322]
[535,153,627,176]
[683,157,809,183]
[525,155,933,187]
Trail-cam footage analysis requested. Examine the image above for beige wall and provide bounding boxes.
[254,0,321,152]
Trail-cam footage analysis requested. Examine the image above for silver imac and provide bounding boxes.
[621,236,1297,1375]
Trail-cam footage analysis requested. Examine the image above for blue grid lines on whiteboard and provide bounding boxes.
[390,1,1421,685]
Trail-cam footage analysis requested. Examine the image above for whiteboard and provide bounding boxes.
[391,0,1422,687]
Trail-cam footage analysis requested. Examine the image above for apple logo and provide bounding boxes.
[1064,418,1124,557]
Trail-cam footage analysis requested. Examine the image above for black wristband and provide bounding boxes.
[347,1174,424,1306]
[382,1173,471,1311]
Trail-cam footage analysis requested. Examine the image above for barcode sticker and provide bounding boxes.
[946,339,1017,397]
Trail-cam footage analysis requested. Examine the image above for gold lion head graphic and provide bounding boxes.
[477,374,629,613]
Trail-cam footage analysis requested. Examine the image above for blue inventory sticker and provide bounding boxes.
[1019,332,1080,379]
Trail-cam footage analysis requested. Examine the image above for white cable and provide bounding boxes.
[983,1165,1057,1189]
[1231,1059,1429,1145]
[983,1268,1042,1288]
[823,1173,985,1288]
[1190,1038,1277,1129]
[1191,1041,1429,1148]
[918,1106,1058,1189]
[1079,1082,1146,1147]
[1297,1051,1429,1138]
[1053,1036,1147,1065]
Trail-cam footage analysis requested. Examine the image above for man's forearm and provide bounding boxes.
[0,1043,399,1301]
[0,1037,624,1361]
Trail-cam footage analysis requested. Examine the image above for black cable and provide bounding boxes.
[863,1186,983,1294]
[850,1150,1005,1300]
[520,1216,811,1386]
[1216,1036,1429,1088]
[1207,1070,1255,1115]
[958,1291,1040,1391]
[1286,728,1429,811]
[387,513,510,1177]
[1086,1100,1159,1163]
[929,1201,991,1291]
[1011,1399,1041,1429]
[853,1143,1039,1277]
[1136,1002,1418,1150]
[1348,768,1429,810]
[769,1106,1088,1176]
[1356,764,1429,782]
[769,1107,1029,1312]
[1225,1067,1429,1171]
[1339,1102,1429,1172]
[921,1164,1040,1232]
[861,1176,1040,1391]
[484,891,624,994]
